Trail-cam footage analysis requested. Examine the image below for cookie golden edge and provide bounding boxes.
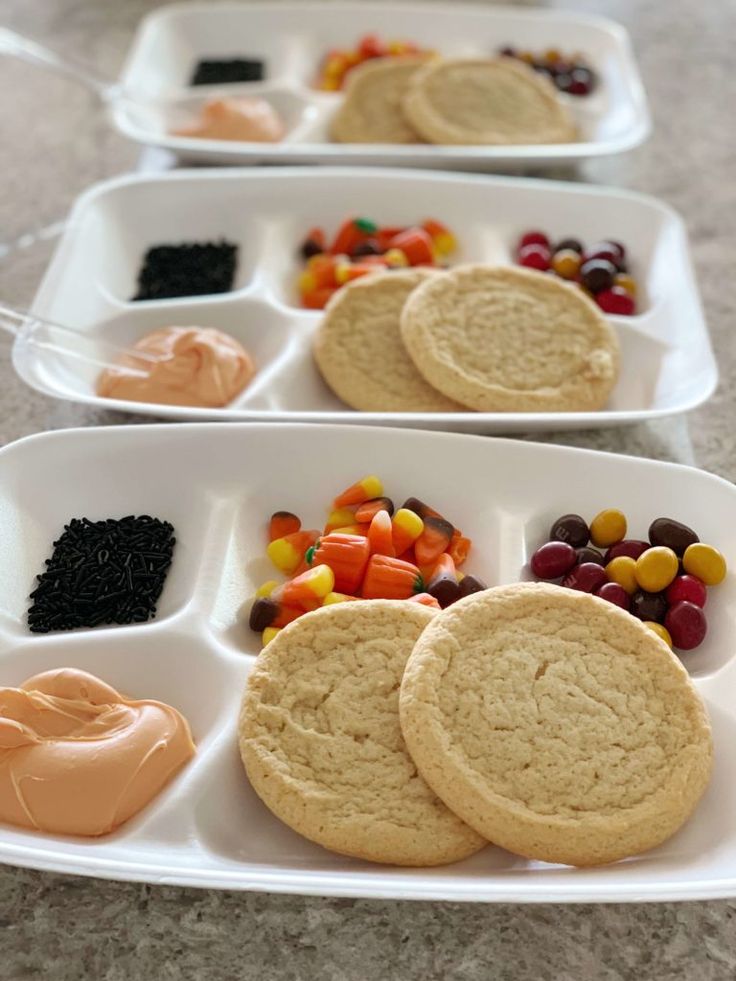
[313,268,466,413]
[239,601,487,866]
[399,583,714,867]
[402,57,578,146]
[400,264,621,413]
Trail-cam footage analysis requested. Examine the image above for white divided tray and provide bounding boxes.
[114,1,650,168]
[0,422,734,901]
[22,168,715,435]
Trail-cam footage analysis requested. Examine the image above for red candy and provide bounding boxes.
[664,601,707,651]
[561,562,608,593]
[595,582,631,610]
[604,539,650,563]
[519,231,550,250]
[583,242,622,266]
[517,243,551,271]
[530,541,577,579]
[595,286,636,316]
[666,574,707,609]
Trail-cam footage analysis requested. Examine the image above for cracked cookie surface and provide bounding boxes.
[400,582,713,866]
[239,600,485,865]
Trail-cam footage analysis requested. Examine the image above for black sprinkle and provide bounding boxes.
[133,241,238,301]
[191,58,264,86]
[27,516,176,634]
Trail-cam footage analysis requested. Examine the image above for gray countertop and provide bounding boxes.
[0,0,735,977]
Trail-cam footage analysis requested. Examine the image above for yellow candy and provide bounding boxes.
[262,626,281,647]
[383,248,409,268]
[589,509,627,548]
[605,556,638,595]
[683,543,727,586]
[643,622,673,648]
[266,537,301,574]
[298,270,317,294]
[635,546,679,593]
[334,262,353,285]
[306,563,335,598]
[325,507,357,531]
[392,507,424,539]
[614,273,637,298]
[323,591,355,605]
[324,55,346,77]
[433,231,457,256]
[255,579,278,598]
[331,524,365,535]
[319,77,340,91]
[388,41,408,54]
[358,475,383,499]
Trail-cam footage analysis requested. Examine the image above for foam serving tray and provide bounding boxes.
[22,168,715,434]
[0,423,734,900]
[113,1,650,169]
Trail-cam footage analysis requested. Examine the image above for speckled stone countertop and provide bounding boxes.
[0,0,735,977]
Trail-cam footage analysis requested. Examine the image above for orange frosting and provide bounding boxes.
[0,669,195,836]
[175,96,286,142]
[97,326,255,408]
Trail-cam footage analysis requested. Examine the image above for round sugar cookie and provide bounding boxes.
[402,57,577,145]
[329,56,427,144]
[239,601,485,866]
[400,264,620,412]
[314,269,465,413]
[400,582,714,867]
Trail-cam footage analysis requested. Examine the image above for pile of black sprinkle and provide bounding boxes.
[133,241,238,301]
[28,515,176,634]
[191,58,265,85]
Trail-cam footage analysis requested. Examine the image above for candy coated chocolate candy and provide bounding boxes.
[561,562,608,593]
[530,541,577,579]
[518,243,551,271]
[580,258,616,293]
[519,231,549,250]
[596,287,636,316]
[595,582,630,610]
[634,546,679,593]
[648,517,699,556]
[589,508,627,548]
[665,601,707,651]
[549,513,589,548]
[666,574,707,608]
[604,539,649,563]
[630,589,668,623]
[575,546,605,566]
[555,237,583,254]
[682,543,727,586]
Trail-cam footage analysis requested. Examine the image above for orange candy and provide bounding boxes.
[310,533,371,595]
[367,509,396,557]
[361,554,424,600]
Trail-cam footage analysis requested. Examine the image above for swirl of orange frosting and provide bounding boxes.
[174,96,286,143]
[0,668,195,836]
[97,326,255,408]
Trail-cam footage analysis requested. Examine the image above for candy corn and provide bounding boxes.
[367,509,396,557]
[267,530,320,575]
[391,507,424,555]
[268,511,301,542]
[333,475,383,508]
[247,475,476,646]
